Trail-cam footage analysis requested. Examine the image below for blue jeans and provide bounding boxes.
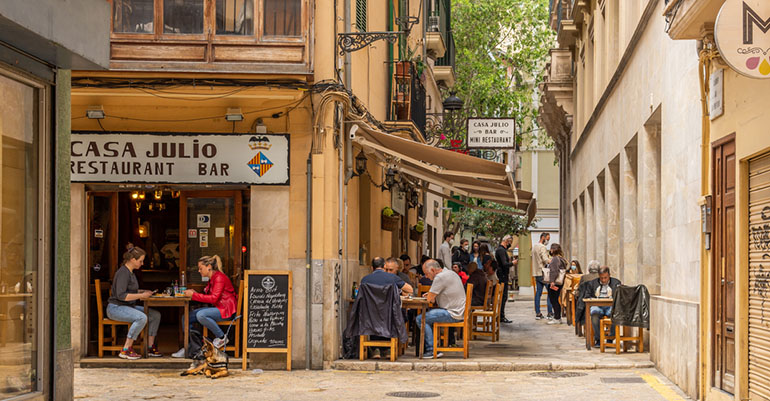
[590,306,614,343]
[416,308,462,353]
[534,276,553,315]
[189,307,226,338]
[106,304,161,340]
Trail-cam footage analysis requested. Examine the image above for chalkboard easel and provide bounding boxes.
[242,270,292,371]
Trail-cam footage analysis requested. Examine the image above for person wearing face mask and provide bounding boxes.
[495,235,515,323]
[469,241,482,268]
[438,231,454,268]
[560,260,583,323]
[453,239,471,270]
[532,232,554,320]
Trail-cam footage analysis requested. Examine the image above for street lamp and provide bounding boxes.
[384,168,397,190]
[354,151,368,177]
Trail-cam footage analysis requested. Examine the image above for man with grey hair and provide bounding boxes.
[582,260,601,283]
[415,259,466,358]
[495,235,516,323]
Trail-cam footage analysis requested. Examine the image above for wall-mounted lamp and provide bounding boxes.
[409,188,420,208]
[354,151,368,176]
[384,168,397,190]
[225,108,244,122]
[86,106,105,120]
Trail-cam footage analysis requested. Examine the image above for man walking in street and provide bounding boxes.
[532,232,553,320]
[495,235,515,323]
[438,231,454,268]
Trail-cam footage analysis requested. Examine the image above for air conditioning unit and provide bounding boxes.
[428,15,440,32]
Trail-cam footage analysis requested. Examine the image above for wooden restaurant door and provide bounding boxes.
[180,191,243,291]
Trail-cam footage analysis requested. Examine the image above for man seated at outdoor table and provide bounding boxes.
[586,266,621,347]
[416,259,466,358]
[385,257,416,296]
[361,257,413,359]
[466,262,488,307]
[483,256,499,286]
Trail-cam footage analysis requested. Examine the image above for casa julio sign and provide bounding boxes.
[715,0,770,78]
[466,118,516,149]
[70,132,290,185]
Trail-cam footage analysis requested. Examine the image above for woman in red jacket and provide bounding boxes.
[172,255,237,357]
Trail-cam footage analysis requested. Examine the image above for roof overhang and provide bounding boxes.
[353,124,537,225]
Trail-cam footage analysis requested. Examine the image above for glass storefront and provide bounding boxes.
[0,71,41,396]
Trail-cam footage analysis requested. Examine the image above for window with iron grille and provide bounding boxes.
[356,0,367,32]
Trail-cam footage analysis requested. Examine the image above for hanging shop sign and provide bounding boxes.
[466,118,515,149]
[70,132,290,184]
[715,0,770,78]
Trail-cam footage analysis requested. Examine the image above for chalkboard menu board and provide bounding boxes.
[242,270,292,371]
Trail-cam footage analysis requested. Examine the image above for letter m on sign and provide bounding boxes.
[744,1,770,44]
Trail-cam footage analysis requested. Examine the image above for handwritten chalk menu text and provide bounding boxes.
[246,272,290,349]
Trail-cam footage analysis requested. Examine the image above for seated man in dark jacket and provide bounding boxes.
[585,266,621,347]
[360,257,413,358]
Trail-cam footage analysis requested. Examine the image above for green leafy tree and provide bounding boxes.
[449,0,555,147]
[450,199,532,243]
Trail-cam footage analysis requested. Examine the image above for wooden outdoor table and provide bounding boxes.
[583,298,613,350]
[143,295,191,357]
[401,297,429,359]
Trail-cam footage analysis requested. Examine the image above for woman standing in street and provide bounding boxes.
[106,244,162,359]
[545,243,568,325]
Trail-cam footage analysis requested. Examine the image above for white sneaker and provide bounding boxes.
[171,348,186,358]
[547,319,561,325]
[213,337,228,349]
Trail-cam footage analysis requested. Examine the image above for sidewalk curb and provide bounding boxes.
[331,359,655,372]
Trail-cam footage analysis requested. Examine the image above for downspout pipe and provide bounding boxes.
[306,155,312,370]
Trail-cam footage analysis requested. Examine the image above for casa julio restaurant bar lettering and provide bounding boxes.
[70,132,290,185]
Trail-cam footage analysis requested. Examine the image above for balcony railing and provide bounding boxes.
[436,32,455,67]
[429,0,454,68]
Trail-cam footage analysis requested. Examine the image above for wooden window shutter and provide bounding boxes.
[356,0,367,32]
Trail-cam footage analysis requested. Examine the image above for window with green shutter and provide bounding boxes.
[356,0,367,32]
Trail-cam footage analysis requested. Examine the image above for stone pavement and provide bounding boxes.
[73,367,691,400]
[333,293,652,372]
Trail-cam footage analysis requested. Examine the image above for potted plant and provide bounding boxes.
[381,206,400,231]
[409,219,425,241]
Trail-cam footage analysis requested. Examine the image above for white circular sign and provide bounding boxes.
[716,0,770,78]
[261,276,276,291]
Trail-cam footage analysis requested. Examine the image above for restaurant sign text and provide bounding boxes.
[70,132,289,185]
[716,0,770,78]
[466,118,515,149]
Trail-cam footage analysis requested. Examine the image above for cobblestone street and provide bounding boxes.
[73,367,690,400]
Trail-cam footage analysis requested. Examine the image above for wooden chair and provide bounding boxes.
[433,284,473,359]
[359,336,398,362]
[418,284,431,297]
[470,281,492,313]
[203,279,244,357]
[471,283,503,341]
[599,317,644,354]
[95,279,140,357]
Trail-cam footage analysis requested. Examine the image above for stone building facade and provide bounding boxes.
[540,0,702,397]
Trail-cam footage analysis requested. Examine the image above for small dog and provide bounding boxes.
[181,338,229,379]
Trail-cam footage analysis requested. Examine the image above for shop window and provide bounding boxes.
[163,0,205,34]
[0,72,40,397]
[216,0,254,35]
[113,0,155,33]
[264,0,301,37]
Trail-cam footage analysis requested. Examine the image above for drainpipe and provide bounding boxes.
[338,107,346,357]
[306,155,312,370]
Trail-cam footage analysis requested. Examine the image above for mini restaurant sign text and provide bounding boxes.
[466,118,515,149]
[70,132,289,184]
[715,0,770,78]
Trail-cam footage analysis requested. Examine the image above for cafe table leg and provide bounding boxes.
[419,306,426,359]
[585,307,592,350]
[143,302,150,357]
[184,302,189,358]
